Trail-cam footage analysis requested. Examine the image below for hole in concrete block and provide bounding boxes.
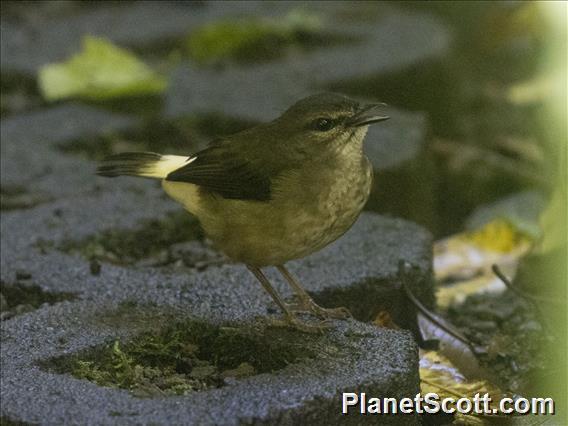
[58,211,217,268]
[0,281,76,321]
[58,113,258,161]
[0,72,45,117]
[314,279,423,327]
[45,317,336,397]
[0,415,33,426]
[130,15,360,67]
[308,265,434,348]
[0,184,53,211]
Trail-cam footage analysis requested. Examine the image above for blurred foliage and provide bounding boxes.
[536,189,567,255]
[187,9,324,65]
[38,36,167,101]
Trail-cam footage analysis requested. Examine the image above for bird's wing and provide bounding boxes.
[165,144,272,201]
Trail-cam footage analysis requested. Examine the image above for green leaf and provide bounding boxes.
[38,36,167,101]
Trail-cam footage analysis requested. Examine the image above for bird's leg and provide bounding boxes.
[246,266,327,333]
[277,265,352,320]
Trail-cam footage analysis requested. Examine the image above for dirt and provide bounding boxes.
[447,290,555,396]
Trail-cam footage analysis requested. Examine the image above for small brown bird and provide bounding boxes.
[97,93,389,332]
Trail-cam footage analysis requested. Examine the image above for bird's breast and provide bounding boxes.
[272,153,373,257]
[195,154,372,266]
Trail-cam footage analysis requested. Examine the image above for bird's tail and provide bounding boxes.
[96,152,190,179]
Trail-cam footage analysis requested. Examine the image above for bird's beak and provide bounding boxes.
[346,103,389,127]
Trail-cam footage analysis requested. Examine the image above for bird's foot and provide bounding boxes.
[265,314,330,334]
[289,299,353,320]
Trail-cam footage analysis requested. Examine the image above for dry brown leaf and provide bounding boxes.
[373,310,399,329]
[420,350,510,425]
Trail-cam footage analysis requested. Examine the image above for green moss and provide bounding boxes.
[187,10,354,65]
[58,113,258,161]
[188,19,293,65]
[48,319,333,397]
[0,416,34,426]
[0,282,76,321]
[60,211,203,265]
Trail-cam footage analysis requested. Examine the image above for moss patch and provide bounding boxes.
[58,113,257,161]
[47,318,336,397]
[186,11,355,66]
[0,281,76,321]
[59,211,206,266]
[0,185,52,211]
[0,416,34,426]
[128,10,356,67]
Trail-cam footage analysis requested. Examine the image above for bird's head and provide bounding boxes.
[273,93,389,156]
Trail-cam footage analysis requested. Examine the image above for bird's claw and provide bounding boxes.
[265,315,331,334]
[288,299,353,320]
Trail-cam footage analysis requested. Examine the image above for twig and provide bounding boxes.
[399,261,483,355]
[492,264,553,336]
[432,139,550,189]
[491,264,565,306]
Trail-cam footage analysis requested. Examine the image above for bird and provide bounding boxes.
[97,93,389,332]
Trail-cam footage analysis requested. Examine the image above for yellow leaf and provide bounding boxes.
[460,219,530,253]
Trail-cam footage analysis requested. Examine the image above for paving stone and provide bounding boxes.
[1,213,429,425]
[1,315,419,425]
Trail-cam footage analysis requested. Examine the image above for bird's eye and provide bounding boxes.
[313,118,335,132]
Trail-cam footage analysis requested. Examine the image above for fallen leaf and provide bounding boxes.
[373,310,399,329]
[420,350,510,424]
[38,36,167,101]
[434,218,533,308]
